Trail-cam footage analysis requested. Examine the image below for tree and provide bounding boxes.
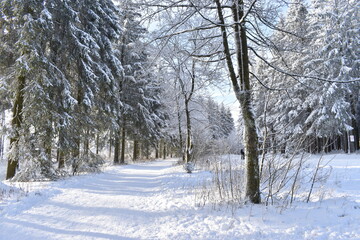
[206,98,235,140]
[158,36,197,165]
[139,0,264,202]
[253,0,360,154]
[253,0,313,154]
[211,0,260,203]
[113,0,166,163]
[158,28,222,166]
[0,0,57,179]
[0,0,124,179]
[303,0,360,151]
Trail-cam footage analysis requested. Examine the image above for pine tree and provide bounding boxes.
[113,0,166,163]
[254,0,313,153]
[220,104,235,138]
[253,0,360,153]
[1,0,124,179]
[0,0,58,179]
[302,0,359,149]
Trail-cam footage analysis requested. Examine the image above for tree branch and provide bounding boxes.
[249,47,360,83]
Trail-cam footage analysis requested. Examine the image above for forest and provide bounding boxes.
[0,0,359,206]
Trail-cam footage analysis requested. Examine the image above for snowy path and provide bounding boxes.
[1,155,360,240]
[0,159,187,240]
[0,159,228,240]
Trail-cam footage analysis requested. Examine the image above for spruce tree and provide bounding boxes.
[1,0,124,179]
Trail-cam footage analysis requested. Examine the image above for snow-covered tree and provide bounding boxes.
[303,0,359,150]
[0,0,124,179]
[206,98,234,140]
[253,0,313,153]
[0,0,59,179]
[113,0,166,162]
[253,0,360,153]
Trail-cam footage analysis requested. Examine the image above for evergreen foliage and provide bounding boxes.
[253,0,360,154]
[0,0,359,184]
[0,0,165,180]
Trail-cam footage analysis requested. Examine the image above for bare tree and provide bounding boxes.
[137,0,348,203]
[139,0,261,203]
[213,0,260,203]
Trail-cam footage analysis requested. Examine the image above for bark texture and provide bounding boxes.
[215,0,261,203]
[6,75,25,179]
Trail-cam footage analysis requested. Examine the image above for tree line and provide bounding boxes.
[1,0,359,205]
[0,0,236,181]
[138,0,359,203]
[0,0,166,180]
[252,0,360,155]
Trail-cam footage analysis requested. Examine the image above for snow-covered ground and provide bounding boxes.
[0,153,359,240]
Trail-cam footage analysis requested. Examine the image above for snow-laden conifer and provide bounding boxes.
[0,0,124,179]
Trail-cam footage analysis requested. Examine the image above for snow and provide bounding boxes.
[0,154,360,240]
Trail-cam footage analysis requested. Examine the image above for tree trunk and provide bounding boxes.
[96,133,100,155]
[72,138,80,174]
[163,141,167,160]
[108,130,112,159]
[144,141,150,159]
[44,125,52,161]
[158,141,162,159]
[120,121,126,164]
[84,129,89,157]
[316,137,321,153]
[57,128,65,169]
[0,111,4,160]
[184,100,192,163]
[215,0,260,203]
[114,134,120,164]
[241,92,261,203]
[6,75,26,180]
[133,138,140,161]
[336,136,341,151]
[342,132,348,153]
[176,91,185,162]
[176,44,196,164]
[73,87,82,164]
[177,107,184,161]
[155,144,159,159]
[57,149,65,169]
